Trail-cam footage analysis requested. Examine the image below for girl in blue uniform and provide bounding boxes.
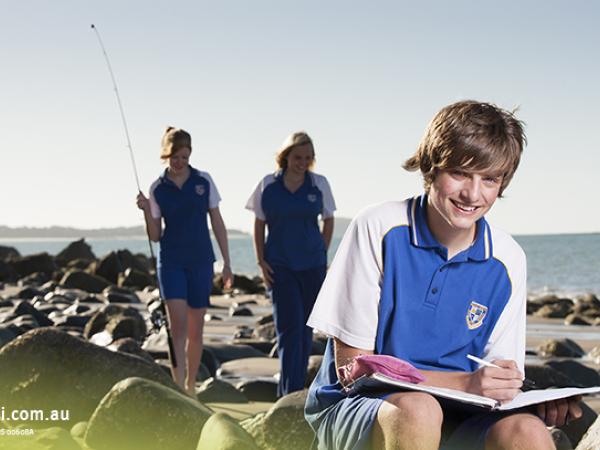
[246,131,336,397]
[137,127,233,395]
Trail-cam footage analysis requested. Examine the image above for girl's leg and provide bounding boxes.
[185,306,207,395]
[165,299,188,390]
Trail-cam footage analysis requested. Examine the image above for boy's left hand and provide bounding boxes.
[536,396,582,427]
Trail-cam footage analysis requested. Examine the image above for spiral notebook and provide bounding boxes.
[349,372,600,411]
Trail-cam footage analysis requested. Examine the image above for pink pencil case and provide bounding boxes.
[338,354,426,386]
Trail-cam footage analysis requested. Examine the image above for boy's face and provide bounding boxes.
[428,168,503,235]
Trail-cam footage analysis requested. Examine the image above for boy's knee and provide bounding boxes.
[486,414,554,450]
[380,392,443,429]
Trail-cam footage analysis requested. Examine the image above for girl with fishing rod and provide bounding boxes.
[137,127,233,395]
[91,24,233,395]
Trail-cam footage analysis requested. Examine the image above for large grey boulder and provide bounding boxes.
[55,239,96,267]
[0,328,179,427]
[197,412,260,450]
[84,377,212,450]
[60,269,111,294]
[241,390,313,450]
[11,252,56,278]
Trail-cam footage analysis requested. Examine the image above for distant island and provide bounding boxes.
[0,217,352,239]
[0,225,248,239]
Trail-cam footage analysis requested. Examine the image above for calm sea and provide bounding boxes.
[1,233,599,297]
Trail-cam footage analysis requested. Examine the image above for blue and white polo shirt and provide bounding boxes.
[305,195,527,423]
[149,166,220,267]
[246,171,336,271]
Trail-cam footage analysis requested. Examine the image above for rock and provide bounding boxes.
[254,322,277,340]
[109,337,154,362]
[236,379,278,402]
[545,360,600,387]
[534,300,574,319]
[60,269,111,293]
[11,314,40,332]
[11,252,56,278]
[118,267,155,290]
[0,245,20,261]
[205,343,267,363]
[70,421,88,439]
[91,251,121,284]
[0,324,17,349]
[575,414,600,450]
[565,314,592,326]
[230,305,253,317]
[196,377,249,403]
[242,390,313,450]
[0,426,81,450]
[116,249,151,274]
[256,313,274,326]
[587,347,600,364]
[55,239,96,267]
[102,285,141,303]
[231,338,272,354]
[538,339,585,358]
[0,259,18,282]
[15,286,42,300]
[232,274,265,294]
[218,357,280,379]
[12,300,54,327]
[525,364,582,388]
[0,328,179,427]
[18,272,50,287]
[560,401,597,448]
[83,304,146,341]
[84,377,212,450]
[552,428,574,450]
[52,314,91,329]
[306,355,323,387]
[197,412,260,450]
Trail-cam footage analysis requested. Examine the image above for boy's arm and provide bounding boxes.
[334,338,373,387]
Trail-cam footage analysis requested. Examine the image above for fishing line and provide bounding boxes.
[91,24,177,369]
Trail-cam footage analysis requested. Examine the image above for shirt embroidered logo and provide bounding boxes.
[466,301,488,330]
[307,194,317,202]
[195,185,205,196]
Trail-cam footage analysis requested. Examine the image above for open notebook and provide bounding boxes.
[349,372,600,411]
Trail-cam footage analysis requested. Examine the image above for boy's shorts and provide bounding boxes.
[314,394,518,450]
[158,263,214,309]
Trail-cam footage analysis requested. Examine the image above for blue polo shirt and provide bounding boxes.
[246,171,336,271]
[149,167,220,267]
[305,195,527,427]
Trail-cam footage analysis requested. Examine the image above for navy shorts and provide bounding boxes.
[314,394,517,450]
[158,263,213,309]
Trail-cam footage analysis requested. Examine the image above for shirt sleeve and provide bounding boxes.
[201,172,221,209]
[149,180,161,219]
[307,206,384,350]
[483,245,527,373]
[315,174,336,219]
[245,175,275,221]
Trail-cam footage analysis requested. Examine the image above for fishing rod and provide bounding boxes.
[91,24,177,369]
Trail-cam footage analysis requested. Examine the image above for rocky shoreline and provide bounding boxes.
[1,239,600,449]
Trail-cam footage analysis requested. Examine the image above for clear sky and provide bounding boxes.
[2,1,599,235]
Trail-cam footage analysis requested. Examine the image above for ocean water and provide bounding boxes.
[1,233,599,297]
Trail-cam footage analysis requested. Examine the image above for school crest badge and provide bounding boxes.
[466,301,488,330]
[195,185,205,196]
[307,194,317,202]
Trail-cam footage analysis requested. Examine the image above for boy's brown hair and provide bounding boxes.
[403,100,526,196]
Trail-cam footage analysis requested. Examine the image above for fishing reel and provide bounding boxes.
[148,298,167,334]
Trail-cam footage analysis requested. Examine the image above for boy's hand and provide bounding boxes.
[536,396,582,427]
[466,359,523,402]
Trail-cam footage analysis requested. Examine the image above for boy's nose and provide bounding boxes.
[461,178,481,201]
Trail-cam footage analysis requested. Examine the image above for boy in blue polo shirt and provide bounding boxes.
[305,101,582,450]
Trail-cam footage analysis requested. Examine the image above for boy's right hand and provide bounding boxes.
[466,359,523,403]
